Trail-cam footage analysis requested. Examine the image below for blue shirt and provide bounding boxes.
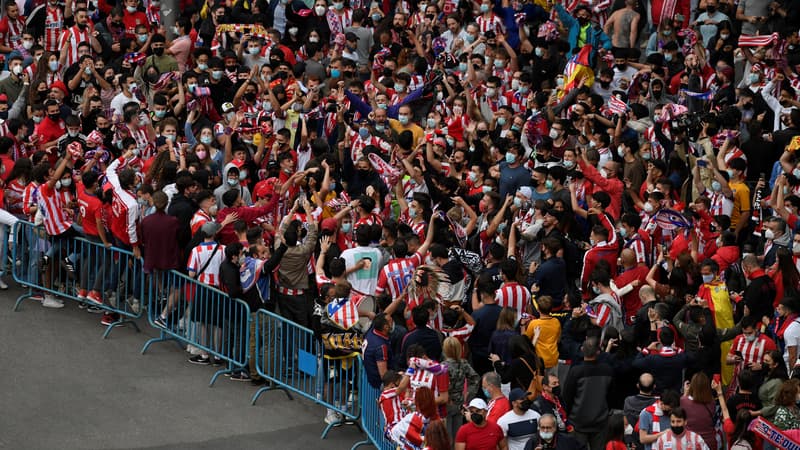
[498,161,532,198]
[363,327,392,388]
[469,303,503,356]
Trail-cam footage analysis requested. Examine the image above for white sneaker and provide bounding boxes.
[0,278,8,290]
[186,344,202,355]
[324,410,342,425]
[126,297,141,314]
[42,296,64,309]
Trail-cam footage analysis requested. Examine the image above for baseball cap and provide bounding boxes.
[201,221,221,238]
[321,218,338,233]
[0,94,7,103]
[345,31,359,42]
[468,398,488,410]
[508,388,527,403]
[222,102,235,113]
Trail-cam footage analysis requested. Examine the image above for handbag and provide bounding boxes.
[519,356,544,401]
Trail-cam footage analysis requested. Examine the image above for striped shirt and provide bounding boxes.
[476,14,505,34]
[0,15,25,49]
[187,241,225,287]
[495,281,531,317]
[376,253,424,299]
[624,234,649,265]
[379,387,405,433]
[60,25,93,68]
[190,209,212,236]
[728,334,776,367]
[22,181,40,220]
[653,430,709,450]
[38,182,72,236]
[44,5,65,52]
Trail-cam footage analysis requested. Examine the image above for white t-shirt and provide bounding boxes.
[497,409,541,450]
[783,319,800,371]
[340,246,384,296]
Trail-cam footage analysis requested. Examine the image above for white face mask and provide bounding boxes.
[548,129,559,139]
[315,5,326,15]
[643,202,654,213]
[765,229,775,240]
[793,242,800,254]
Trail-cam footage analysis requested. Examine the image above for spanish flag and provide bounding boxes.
[559,45,594,100]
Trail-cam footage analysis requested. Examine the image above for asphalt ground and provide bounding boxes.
[0,283,365,450]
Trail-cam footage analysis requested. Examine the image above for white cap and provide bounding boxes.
[468,398,488,410]
[518,186,533,199]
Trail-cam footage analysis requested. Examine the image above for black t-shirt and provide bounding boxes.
[62,64,101,110]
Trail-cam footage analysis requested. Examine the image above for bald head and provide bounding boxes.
[742,254,759,270]
[620,248,636,267]
[638,373,654,393]
[639,285,655,304]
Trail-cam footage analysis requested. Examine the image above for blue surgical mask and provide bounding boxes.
[505,152,515,163]
[480,3,489,12]
[535,48,544,58]
[197,63,208,71]
[409,207,417,218]
[664,53,673,62]
[359,127,370,139]
[497,117,507,126]
[618,227,628,238]
[482,388,491,398]
[711,180,722,192]
[459,62,468,72]
[211,70,224,80]
[200,136,213,145]
[545,180,553,190]
[331,68,341,78]
[494,59,505,69]
[427,118,436,128]
[702,274,714,283]
[342,222,352,233]
[372,13,382,22]
[394,83,405,92]
[398,115,409,125]
[513,197,522,208]
[466,34,476,43]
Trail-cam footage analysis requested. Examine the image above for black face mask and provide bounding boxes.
[616,63,627,71]
[706,6,716,12]
[577,17,589,26]
[477,129,489,138]
[742,102,753,110]
[471,413,485,425]
[226,65,237,72]
[599,80,611,89]
[77,22,88,30]
[98,127,111,135]
[671,426,685,435]
[520,399,533,410]
[244,92,257,102]
[48,113,60,121]
[105,76,115,84]
[357,169,370,178]
[551,386,561,397]
[152,47,164,56]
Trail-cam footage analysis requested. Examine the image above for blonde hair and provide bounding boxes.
[442,337,463,361]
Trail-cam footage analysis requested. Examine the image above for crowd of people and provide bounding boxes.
[2,0,800,448]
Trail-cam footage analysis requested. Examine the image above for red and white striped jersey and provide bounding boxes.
[623,234,648,265]
[476,13,505,34]
[115,124,151,159]
[390,411,428,450]
[495,281,531,317]
[187,241,225,287]
[379,387,406,433]
[106,157,140,245]
[492,66,512,88]
[653,430,710,450]
[60,25,93,68]
[591,294,620,328]
[349,129,392,161]
[238,102,259,127]
[408,74,425,93]
[503,90,527,113]
[703,189,734,217]
[37,182,73,236]
[4,178,26,215]
[376,253,424,299]
[22,181,40,221]
[190,209,212,236]
[44,5,65,52]
[0,15,25,49]
[728,334,776,367]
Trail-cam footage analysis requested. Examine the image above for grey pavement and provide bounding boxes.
[0,284,365,449]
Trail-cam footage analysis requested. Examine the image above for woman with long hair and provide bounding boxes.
[488,307,518,364]
[752,350,789,421]
[769,248,800,307]
[390,386,450,450]
[490,334,544,392]
[680,372,720,450]
[441,337,479,448]
[4,158,32,217]
[605,413,627,450]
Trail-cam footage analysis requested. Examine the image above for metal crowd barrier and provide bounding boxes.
[250,308,361,438]
[140,268,251,386]
[11,220,144,338]
[0,224,10,278]
[352,368,394,450]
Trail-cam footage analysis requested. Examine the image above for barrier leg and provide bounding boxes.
[102,316,140,339]
[250,382,293,405]
[13,286,34,311]
[349,440,372,450]
[209,362,235,387]
[141,329,183,354]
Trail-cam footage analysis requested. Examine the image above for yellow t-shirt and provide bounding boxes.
[524,316,561,369]
[388,119,424,147]
[728,180,751,227]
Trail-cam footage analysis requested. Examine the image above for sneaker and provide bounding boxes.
[42,296,64,309]
[105,291,117,308]
[29,292,43,302]
[40,255,49,267]
[86,290,103,305]
[126,297,141,314]
[188,354,211,365]
[250,377,267,386]
[0,278,7,290]
[77,302,88,310]
[230,372,252,382]
[153,315,167,328]
[324,411,343,426]
[186,344,202,355]
[63,257,76,276]
[100,313,119,326]
[76,289,88,299]
[211,357,223,367]
[86,305,103,314]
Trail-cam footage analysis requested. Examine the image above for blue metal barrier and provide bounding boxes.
[352,366,394,450]
[140,268,251,387]
[250,308,361,438]
[0,224,10,278]
[11,220,144,338]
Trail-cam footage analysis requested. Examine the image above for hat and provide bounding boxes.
[509,388,527,403]
[345,31,359,42]
[51,80,68,94]
[201,221,221,238]
[155,136,168,147]
[222,102,235,113]
[253,177,278,199]
[468,398,488,410]
[518,186,533,199]
[321,218,338,232]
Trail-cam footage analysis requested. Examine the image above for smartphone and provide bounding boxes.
[697,160,708,168]
[759,172,766,181]
[713,374,721,385]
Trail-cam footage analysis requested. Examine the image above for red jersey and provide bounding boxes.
[44,5,64,52]
[376,252,423,300]
[106,157,140,245]
[77,181,103,237]
[0,14,25,49]
[495,281,531,318]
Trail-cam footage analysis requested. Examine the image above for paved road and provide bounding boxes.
[0,284,365,450]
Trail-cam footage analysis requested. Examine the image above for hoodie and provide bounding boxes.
[213,162,253,207]
[764,223,792,267]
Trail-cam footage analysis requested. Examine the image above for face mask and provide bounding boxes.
[22,40,33,50]
[372,13,382,22]
[749,73,760,84]
[446,137,455,147]
[466,34,476,43]
[154,110,167,118]
[617,145,626,157]
[702,274,714,283]
[545,180,554,190]
[745,334,757,343]
[727,169,736,179]
[470,412,485,424]
[577,16,589,25]
[128,82,138,91]
[48,60,59,72]
[710,180,722,192]
[469,172,478,182]
[394,83,404,92]
[453,106,463,116]
[640,151,651,161]
[505,152,516,163]
[239,170,248,180]
[563,160,575,169]
[315,5,326,15]
[244,92,257,102]
[671,426,685,436]
[494,117,506,127]
[330,181,336,190]
[765,229,775,240]
[357,169,370,178]
[426,118,436,128]
[126,5,137,12]
[333,1,343,9]
[480,3,489,12]
[664,53,673,62]
[68,130,78,137]
[477,129,489,139]
[486,87,496,97]
[540,431,555,441]
[341,222,352,233]
[616,63,627,71]
[513,197,523,208]
[359,127,370,139]
[720,33,729,40]
[208,204,218,216]
[706,5,716,12]
[643,202,656,213]
[375,124,385,132]
[535,47,544,57]
[494,60,505,69]
[309,36,319,43]
[48,113,60,121]
[138,34,147,43]
[592,285,601,294]
[11,65,22,76]
[377,103,387,110]
[33,115,43,123]
[152,47,164,56]
[227,178,238,186]
[248,47,260,55]
[794,242,800,254]
[211,70,224,81]
[458,62,468,72]
[618,227,628,238]
[549,129,559,139]
[398,115,409,125]
[408,207,417,218]
[288,27,299,36]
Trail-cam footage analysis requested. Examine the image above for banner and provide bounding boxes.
[749,417,800,450]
